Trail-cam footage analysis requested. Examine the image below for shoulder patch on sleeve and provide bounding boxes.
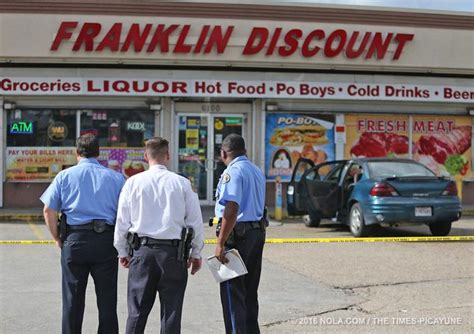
[222,173,231,184]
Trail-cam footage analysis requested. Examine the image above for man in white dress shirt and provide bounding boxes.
[114,137,204,334]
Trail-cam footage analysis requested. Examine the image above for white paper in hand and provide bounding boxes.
[207,249,248,283]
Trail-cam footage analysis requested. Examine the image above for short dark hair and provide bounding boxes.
[76,134,100,158]
[222,134,246,157]
[145,137,169,160]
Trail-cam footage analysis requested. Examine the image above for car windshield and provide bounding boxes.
[368,161,435,178]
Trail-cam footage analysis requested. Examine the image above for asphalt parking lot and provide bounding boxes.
[1,216,473,333]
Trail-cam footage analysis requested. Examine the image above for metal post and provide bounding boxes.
[275,176,282,221]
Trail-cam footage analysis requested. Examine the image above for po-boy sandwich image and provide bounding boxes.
[270,125,328,146]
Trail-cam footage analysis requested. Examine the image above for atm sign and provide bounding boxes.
[10,121,33,134]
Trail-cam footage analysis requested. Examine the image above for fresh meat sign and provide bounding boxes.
[346,115,472,178]
[0,77,472,102]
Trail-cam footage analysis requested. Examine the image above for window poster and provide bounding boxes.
[6,147,77,182]
[345,114,410,159]
[98,148,148,178]
[344,114,472,197]
[6,147,149,181]
[265,113,335,181]
[411,116,472,178]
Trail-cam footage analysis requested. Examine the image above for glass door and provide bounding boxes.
[211,115,243,200]
[176,114,244,204]
[177,115,209,200]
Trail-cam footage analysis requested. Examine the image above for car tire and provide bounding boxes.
[303,211,321,227]
[349,203,371,237]
[429,222,452,236]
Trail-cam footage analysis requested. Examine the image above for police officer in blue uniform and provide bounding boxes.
[40,134,125,334]
[214,134,266,334]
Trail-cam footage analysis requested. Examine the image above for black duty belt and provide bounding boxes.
[237,221,261,229]
[138,237,181,247]
[67,221,114,232]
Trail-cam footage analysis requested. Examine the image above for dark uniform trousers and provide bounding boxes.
[126,244,188,334]
[220,227,265,334]
[61,229,118,334]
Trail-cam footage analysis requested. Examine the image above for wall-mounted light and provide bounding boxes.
[149,104,162,111]
[3,102,16,110]
[266,103,278,111]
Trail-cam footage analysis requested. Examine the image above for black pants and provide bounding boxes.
[220,228,265,334]
[61,230,118,334]
[126,245,188,334]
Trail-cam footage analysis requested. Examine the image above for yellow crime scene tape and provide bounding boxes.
[1,236,473,245]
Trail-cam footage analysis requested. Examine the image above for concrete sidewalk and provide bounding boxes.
[1,205,473,222]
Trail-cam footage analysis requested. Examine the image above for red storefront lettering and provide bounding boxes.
[73,23,102,51]
[50,22,414,60]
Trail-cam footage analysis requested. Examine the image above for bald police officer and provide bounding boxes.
[214,134,266,334]
[114,137,204,334]
[40,134,125,334]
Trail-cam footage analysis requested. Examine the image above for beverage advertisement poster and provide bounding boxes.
[345,114,410,159]
[6,147,77,181]
[98,148,148,178]
[265,113,335,181]
[411,116,472,178]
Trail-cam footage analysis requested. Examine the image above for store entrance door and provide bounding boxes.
[176,114,245,204]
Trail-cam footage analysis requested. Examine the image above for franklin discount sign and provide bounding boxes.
[1,77,472,102]
[50,22,413,60]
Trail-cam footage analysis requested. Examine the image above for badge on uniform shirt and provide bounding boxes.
[222,173,231,184]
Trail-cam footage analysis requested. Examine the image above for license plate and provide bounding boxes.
[415,207,432,217]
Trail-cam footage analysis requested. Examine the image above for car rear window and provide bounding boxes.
[368,161,435,178]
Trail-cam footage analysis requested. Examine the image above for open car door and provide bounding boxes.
[302,160,347,218]
[287,158,315,215]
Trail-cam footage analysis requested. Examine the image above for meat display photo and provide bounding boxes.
[346,115,410,159]
[412,118,472,177]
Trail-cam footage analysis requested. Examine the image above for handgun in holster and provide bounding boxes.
[215,218,241,247]
[177,228,194,268]
[126,232,141,256]
[260,206,269,232]
[57,213,67,242]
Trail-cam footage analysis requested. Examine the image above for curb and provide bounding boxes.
[1,211,474,222]
[0,214,44,222]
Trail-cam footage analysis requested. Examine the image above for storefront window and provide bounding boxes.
[6,108,155,182]
[7,109,76,147]
[80,109,154,147]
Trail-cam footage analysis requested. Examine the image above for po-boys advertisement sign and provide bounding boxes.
[1,77,472,103]
[265,114,335,181]
[345,115,472,178]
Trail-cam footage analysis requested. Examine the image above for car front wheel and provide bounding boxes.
[349,203,371,237]
[303,210,321,227]
[429,222,452,236]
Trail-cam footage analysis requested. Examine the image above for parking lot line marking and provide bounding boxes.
[1,236,473,245]
[27,222,46,240]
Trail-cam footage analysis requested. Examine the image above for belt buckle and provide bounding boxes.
[93,220,107,233]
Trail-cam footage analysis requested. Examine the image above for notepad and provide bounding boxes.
[206,249,248,283]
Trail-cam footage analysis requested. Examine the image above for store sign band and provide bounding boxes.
[1,78,472,102]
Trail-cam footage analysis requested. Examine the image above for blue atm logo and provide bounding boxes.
[10,122,33,134]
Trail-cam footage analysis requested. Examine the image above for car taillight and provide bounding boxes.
[442,181,458,196]
[370,183,399,197]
